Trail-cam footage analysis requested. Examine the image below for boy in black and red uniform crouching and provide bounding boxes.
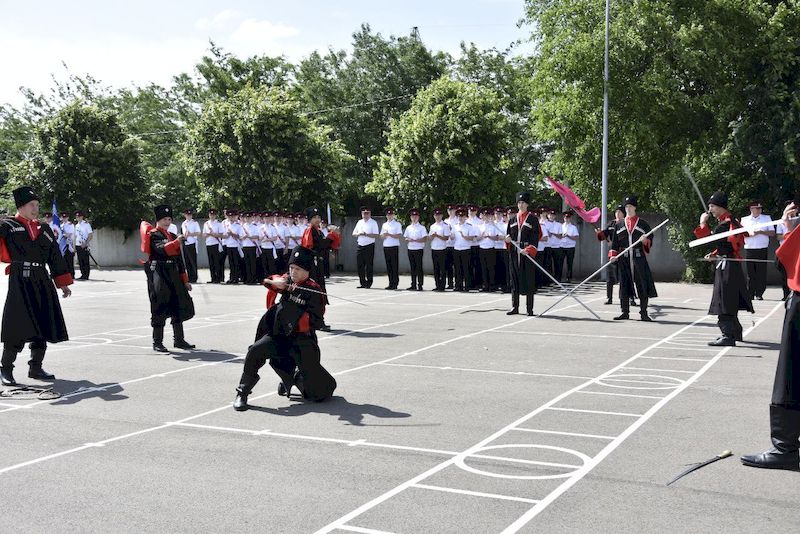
[692,191,753,347]
[1,186,73,386]
[233,246,336,411]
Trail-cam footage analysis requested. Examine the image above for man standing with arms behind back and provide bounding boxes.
[741,200,774,300]
[59,211,76,278]
[352,207,379,288]
[74,211,93,280]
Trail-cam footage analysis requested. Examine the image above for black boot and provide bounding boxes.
[28,347,54,379]
[640,311,652,322]
[233,389,249,411]
[153,326,168,353]
[708,336,735,347]
[526,294,535,316]
[1,366,15,386]
[741,405,800,470]
[508,293,520,315]
[173,323,195,350]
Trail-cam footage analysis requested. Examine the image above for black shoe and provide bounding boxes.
[446,284,454,289]
[417,287,423,291]
[506,308,519,315]
[708,336,735,347]
[604,299,613,305]
[1,368,16,386]
[614,313,629,320]
[741,405,800,470]
[357,285,365,289]
[630,299,638,306]
[384,286,393,290]
[319,323,332,332]
[278,382,292,397]
[407,286,417,291]
[174,340,196,350]
[28,367,55,380]
[233,393,249,411]
[153,342,169,353]
[640,313,652,322]
[527,311,535,317]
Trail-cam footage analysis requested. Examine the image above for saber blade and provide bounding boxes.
[666,450,733,486]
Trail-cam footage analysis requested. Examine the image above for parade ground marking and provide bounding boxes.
[312,300,784,534]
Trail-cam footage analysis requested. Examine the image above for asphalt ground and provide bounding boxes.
[0,269,798,533]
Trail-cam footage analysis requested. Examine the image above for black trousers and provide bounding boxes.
[495,248,508,291]
[470,246,481,288]
[384,246,399,288]
[718,313,743,340]
[745,248,769,298]
[445,247,455,287]
[512,292,535,314]
[454,249,471,290]
[408,249,424,288]
[226,246,241,282]
[563,247,576,281]
[479,248,496,290]
[550,248,565,282]
[2,337,47,369]
[207,244,224,283]
[777,259,790,299]
[185,244,198,283]
[432,249,447,290]
[773,292,800,407]
[63,250,75,278]
[357,244,375,288]
[274,248,286,274]
[77,247,91,279]
[243,247,258,283]
[323,252,331,278]
[261,248,276,277]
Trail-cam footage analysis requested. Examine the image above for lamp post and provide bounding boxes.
[600,0,611,270]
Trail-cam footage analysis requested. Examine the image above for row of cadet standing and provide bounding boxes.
[164,208,341,285]
[42,211,94,280]
[350,204,580,292]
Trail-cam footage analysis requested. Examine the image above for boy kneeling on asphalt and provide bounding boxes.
[233,246,336,411]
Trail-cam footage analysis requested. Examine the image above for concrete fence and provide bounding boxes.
[87,214,783,283]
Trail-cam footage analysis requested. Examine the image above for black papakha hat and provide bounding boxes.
[305,207,320,220]
[623,195,638,207]
[708,191,728,209]
[154,204,173,221]
[288,246,315,272]
[516,192,531,204]
[12,186,39,208]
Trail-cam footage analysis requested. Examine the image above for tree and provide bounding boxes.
[367,77,519,216]
[183,85,352,211]
[7,101,146,229]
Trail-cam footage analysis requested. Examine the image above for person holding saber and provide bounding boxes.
[504,192,541,316]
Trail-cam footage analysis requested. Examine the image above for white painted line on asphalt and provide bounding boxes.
[575,390,664,400]
[599,377,681,386]
[657,345,720,352]
[621,366,696,375]
[336,525,397,534]
[411,484,539,504]
[638,355,711,362]
[546,407,643,417]
[470,453,581,470]
[379,363,592,381]
[500,299,785,532]
[494,331,663,342]
[509,428,615,440]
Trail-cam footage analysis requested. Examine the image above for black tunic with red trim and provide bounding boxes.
[144,227,194,324]
[693,214,753,315]
[301,226,331,303]
[774,226,800,406]
[506,212,541,294]
[609,216,658,298]
[0,216,73,346]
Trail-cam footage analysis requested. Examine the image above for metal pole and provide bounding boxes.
[600,0,611,276]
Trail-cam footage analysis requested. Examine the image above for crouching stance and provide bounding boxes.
[234,246,336,411]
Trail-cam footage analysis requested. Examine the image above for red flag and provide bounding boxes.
[546,177,601,223]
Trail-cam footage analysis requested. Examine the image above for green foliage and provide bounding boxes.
[183,85,352,211]
[8,101,146,229]
[367,77,519,217]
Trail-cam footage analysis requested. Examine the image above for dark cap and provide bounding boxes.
[433,208,443,215]
[288,246,315,272]
[43,212,52,218]
[615,204,624,213]
[305,207,321,220]
[494,206,505,214]
[384,207,395,215]
[747,200,763,209]
[563,210,573,217]
[507,206,518,214]
[468,204,479,212]
[409,208,420,216]
[456,208,468,217]
[12,186,39,208]
[446,204,456,210]
[75,211,85,217]
[516,192,531,204]
[708,191,728,209]
[623,195,638,207]
[182,208,193,215]
[207,208,217,215]
[59,212,69,218]
[360,206,371,213]
[154,204,173,221]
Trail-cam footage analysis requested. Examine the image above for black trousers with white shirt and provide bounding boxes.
[384,246,399,288]
[408,249,424,288]
[185,244,198,282]
[357,244,375,288]
[745,248,769,298]
[432,249,447,290]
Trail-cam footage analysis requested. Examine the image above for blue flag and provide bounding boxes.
[52,199,68,256]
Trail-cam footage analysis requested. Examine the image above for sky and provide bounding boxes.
[0,0,533,108]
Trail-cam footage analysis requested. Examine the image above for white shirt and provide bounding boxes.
[352,218,379,246]
[468,216,481,246]
[479,221,501,249]
[537,218,549,249]
[429,221,451,251]
[182,219,201,247]
[777,222,788,243]
[273,223,286,249]
[381,219,403,247]
[75,221,93,248]
[453,222,478,251]
[445,216,458,247]
[61,221,75,252]
[404,223,428,251]
[547,220,562,248]
[260,223,276,249]
[742,213,772,249]
[288,225,302,248]
[168,223,178,236]
[492,220,507,250]
[561,222,579,249]
[223,220,243,247]
[242,223,259,247]
[203,219,224,246]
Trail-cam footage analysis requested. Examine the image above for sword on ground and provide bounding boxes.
[666,450,733,486]
[263,278,367,306]
[539,219,670,317]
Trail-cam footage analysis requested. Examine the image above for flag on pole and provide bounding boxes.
[52,199,68,256]
[546,176,601,224]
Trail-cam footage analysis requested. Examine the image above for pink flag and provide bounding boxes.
[546,177,601,224]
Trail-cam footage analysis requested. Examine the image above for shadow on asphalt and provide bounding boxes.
[249,395,413,427]
[325,329,400,338]
[50,379,128,405]
[170,350,243,363]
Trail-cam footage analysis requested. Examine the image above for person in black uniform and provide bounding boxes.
[0,186,74,386]
[741,200,800,470]
[301,207,334,331]
[233,246,336,410]
[142,204,196,352]
[595,205,624,305]
[609,195,657,322]
[692,192,754,346]
[505,192,541,316]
